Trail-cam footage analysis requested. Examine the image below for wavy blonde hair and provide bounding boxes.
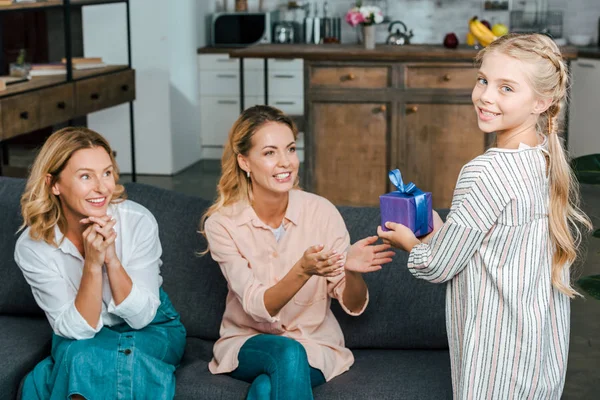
[20,126,126,246]
[476,33,593,297]
[198,105,299,253]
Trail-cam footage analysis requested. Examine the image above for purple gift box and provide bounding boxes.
[379,169,434,237]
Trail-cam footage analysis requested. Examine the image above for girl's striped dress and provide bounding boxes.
[408,142,569,399]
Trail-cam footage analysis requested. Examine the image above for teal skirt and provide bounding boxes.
[22,288,186,400]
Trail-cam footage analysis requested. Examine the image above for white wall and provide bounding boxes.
[83,0,213,175]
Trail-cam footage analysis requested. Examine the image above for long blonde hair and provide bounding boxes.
[198,105,298,251]
[476,33,592,297]
[20,127,126,246]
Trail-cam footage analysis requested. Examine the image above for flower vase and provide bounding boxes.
[363,24,376,50]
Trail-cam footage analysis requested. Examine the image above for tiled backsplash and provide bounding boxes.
[231,0,600,46]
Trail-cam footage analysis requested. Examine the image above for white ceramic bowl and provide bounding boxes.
[568,35,592,46]
[553,38,567,46]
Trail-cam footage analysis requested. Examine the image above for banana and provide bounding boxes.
[469,16,497,47]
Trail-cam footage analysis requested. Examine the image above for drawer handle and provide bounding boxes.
[91,93,100,100]
[57,101,66,109]
[217,74,237,78]
[340,73,356,82]
[406,105,418,114]
[217,100,237,104]
[578,62,596,69]
[275,101,296,105]
[373,105,387,114]
[443,74,451,81]
[20,111,29,120]
[273,74,295,78]
[121,84,129,91]
[216,58,235,62]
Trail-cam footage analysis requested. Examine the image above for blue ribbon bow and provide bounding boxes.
[388,169,428,234]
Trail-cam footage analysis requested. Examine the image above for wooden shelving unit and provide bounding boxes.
[0,0,137,180]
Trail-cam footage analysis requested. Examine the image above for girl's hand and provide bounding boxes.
[377,222,421,252]
[345,236,394,274]
[298,244,345,278]
[81,216,118,267]
[418,210,444,244]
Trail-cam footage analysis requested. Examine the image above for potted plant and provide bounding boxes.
[345,1,384,50]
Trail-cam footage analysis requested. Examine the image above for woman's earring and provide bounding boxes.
[247,171,250,178]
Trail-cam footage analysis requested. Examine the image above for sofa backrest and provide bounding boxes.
[0,178,45,317]
[0,178,448,349]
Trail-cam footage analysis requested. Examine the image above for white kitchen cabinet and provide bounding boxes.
[568,58,600,158]
[199,97,239,147]
[198,53,304,161]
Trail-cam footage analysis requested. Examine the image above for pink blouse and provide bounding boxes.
[204,189,368,381]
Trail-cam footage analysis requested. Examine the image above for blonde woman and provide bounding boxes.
[15,127,186,400]
[200,105,394,400]
[379,33,592,399]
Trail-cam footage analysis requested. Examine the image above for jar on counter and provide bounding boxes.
[235,0,248,12]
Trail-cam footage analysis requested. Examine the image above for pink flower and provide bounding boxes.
[345,10,365,27]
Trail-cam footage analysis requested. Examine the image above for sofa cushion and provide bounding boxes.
[0,316,52,400]
[124,183,228,341]
[175,338,250,400]
[175,338,451,399]
[0,177,44,316]
[313,349,452,399]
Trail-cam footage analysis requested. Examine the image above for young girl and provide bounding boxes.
[15,127,186,399]
[378,33,592,399]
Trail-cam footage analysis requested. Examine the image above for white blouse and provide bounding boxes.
[14,200,163,340]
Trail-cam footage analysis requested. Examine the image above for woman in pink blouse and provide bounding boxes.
[201,105,394,399]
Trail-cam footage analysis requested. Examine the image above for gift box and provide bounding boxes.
[379,169,433,237]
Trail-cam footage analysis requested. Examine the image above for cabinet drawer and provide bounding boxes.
[75,70,135,116]
[309,66,390,89]
[198,55,263,71]
[405,65,477,89]
[199,70,240,96]
[199,97,241,147]
[38,84,75,128]
[268,58,303,71]
[268,71,303,96]
[270,97,303,115]
[198,54,239,71]
[1,92,40,139]
[107,69,135,105]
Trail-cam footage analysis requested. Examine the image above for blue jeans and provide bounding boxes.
[230,334,326,400]
[21,288,186,400]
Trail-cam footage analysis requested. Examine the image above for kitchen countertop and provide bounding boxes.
[576,46,600,60]
[217,43,578,61]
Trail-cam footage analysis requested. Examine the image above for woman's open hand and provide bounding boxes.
[344,236,394,274]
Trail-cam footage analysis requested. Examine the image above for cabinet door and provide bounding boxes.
[568,59,600,157]
[311,102,389,206]
[402,103,486,209]
[199,97,240,147]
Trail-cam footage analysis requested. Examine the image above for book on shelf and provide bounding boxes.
[29,69,66,77]
[61,57,104,64]
[73,62,107,70]
[30,63,65,70]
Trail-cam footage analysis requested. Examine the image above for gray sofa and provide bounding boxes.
[0,176,452,399]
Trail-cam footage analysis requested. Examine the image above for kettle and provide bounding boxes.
[386,21,414,46]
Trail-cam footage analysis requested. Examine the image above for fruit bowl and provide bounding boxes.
[568,35,592,46]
